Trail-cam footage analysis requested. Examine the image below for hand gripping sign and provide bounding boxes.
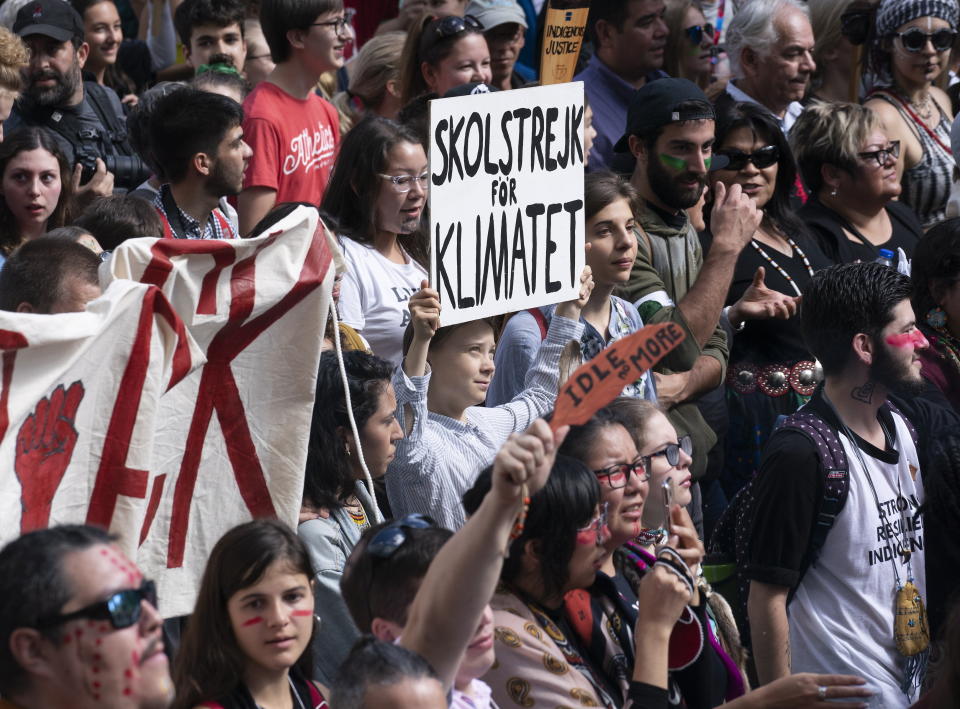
[551,322,687,430]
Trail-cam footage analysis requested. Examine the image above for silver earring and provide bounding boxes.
[830,186,838,197]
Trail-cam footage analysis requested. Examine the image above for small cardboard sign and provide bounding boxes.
[539,0,590,86]
[551,322,686,430]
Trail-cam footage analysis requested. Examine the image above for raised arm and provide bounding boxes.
[400,420,566,691]
[403,281,440,379]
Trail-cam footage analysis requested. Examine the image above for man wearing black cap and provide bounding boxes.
[5,0,145,195]
[617,78,762,490]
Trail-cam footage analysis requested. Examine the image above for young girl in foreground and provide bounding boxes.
[173,520,328,709]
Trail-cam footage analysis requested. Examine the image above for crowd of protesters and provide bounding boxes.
[5,0,960,707]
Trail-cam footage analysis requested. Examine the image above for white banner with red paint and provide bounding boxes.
[0,278,202,557]
[107,205,335,618]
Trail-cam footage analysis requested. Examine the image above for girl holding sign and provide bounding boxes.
[387,269,593,530]
[489,171,660,407]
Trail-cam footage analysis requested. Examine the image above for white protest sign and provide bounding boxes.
[430,82,585,326]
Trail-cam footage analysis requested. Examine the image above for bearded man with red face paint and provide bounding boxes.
[747,262,934,707]
[0,525,173,709]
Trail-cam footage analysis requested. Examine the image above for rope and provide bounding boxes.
[329,273,384,523]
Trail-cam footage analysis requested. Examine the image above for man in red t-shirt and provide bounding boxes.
[237,0,348,235]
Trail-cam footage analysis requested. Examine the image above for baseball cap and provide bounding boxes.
[464,0,528,30]
[613,78,716,154]
[14,0,84,43]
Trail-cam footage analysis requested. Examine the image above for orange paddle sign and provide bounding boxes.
[551,322,686,431]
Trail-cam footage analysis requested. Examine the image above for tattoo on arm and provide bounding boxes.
[850,380,875,404]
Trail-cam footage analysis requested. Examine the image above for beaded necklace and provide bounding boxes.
[748,236,814,297]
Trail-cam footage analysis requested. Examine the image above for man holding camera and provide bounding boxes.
[5,0,147,197]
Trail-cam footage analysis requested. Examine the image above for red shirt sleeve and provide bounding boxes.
[242,115,282,192]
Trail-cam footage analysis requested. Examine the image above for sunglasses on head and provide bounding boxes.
[37,579,157,631]
[421,14,484,57]
[367,514,435,559]
[648,435,693,468]
[894,27,957,53]
[716,144,780,171]
[593,456,650,488]
[684,23,715,46]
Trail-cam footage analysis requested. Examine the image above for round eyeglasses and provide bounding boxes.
[894,27,956,54]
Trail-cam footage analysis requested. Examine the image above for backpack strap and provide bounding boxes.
[526,307,548,340]
[885,400,920,451]
[776,410,849,572]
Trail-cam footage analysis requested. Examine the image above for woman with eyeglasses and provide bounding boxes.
[463,448,695,709]
[793,101,923,270]
[298,349,403,685]
[320,115,429,366]
[662,0,717,94]
[864,0,957,229]
[706,101,830,499]
[173,519,329,709]
[398,13,492,105]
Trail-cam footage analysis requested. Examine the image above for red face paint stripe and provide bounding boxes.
[886,330,929,348]
[291,609,313,617]
[242,616,263,626]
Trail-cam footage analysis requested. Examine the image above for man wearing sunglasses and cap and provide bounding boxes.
[0,525,172,709]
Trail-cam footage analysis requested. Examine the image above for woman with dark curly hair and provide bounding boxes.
[297,349,403,685]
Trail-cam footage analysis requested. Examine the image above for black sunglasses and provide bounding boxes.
[37,580,157,631]
[648,435,693,468]
[420,14,484,57]
[716,145,780,171]
[858,140,900,168]
[593,456,651,488]
[840,9,872,46]
[894,27,957,53]
[684,23,714,46]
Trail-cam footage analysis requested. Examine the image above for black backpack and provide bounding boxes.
[708,402,919,642]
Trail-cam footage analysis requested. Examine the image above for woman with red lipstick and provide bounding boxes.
[706,101,829,499]
[172,520,329,709]
[489,171,657,407]
[321,116,429,366]
[865,0,956,229]
[794,101,923,269]
[0,127,72,263]
[71,0,139,106]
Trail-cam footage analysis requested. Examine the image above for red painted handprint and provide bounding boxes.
[15,381,85,533]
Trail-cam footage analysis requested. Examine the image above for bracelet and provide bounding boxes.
[723,305,745,332]
[505,483,530,558]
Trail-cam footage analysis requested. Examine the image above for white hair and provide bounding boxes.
[725,0,810,78]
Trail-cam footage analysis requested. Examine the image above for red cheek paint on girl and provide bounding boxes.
[242,616,263,626]
[886,331,929,348]
[291,610,313,617]
[575,531,596,546]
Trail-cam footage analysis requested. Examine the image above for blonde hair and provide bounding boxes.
[789,100,883,195]
[808,0,856,89]
[332,32,406,132]
[606,397,661,453]
[0,27,28,95]
[662,0,703,84]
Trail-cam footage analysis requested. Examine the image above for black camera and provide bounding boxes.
[75,129,151,191]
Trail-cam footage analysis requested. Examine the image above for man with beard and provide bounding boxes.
[148,87,251,239]
[719,0,815,134]
[618,78,760,491]
[747,263,930,707]
[575,0,669,171]
[7,0,140,195]
[0,525,173,709]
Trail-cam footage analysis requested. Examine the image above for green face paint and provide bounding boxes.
[658,153,687,172]
[704,156,712,170]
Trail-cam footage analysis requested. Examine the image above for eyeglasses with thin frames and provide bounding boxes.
[576,502,609,547]
[378,172,430,194]
[593,456,650,489]
[858,140,900,168]
[312,15,351,36]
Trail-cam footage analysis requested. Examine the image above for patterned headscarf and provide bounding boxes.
[876,0,959,37]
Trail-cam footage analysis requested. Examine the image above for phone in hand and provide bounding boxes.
[641,477,676,537]
[661,478,675,537]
